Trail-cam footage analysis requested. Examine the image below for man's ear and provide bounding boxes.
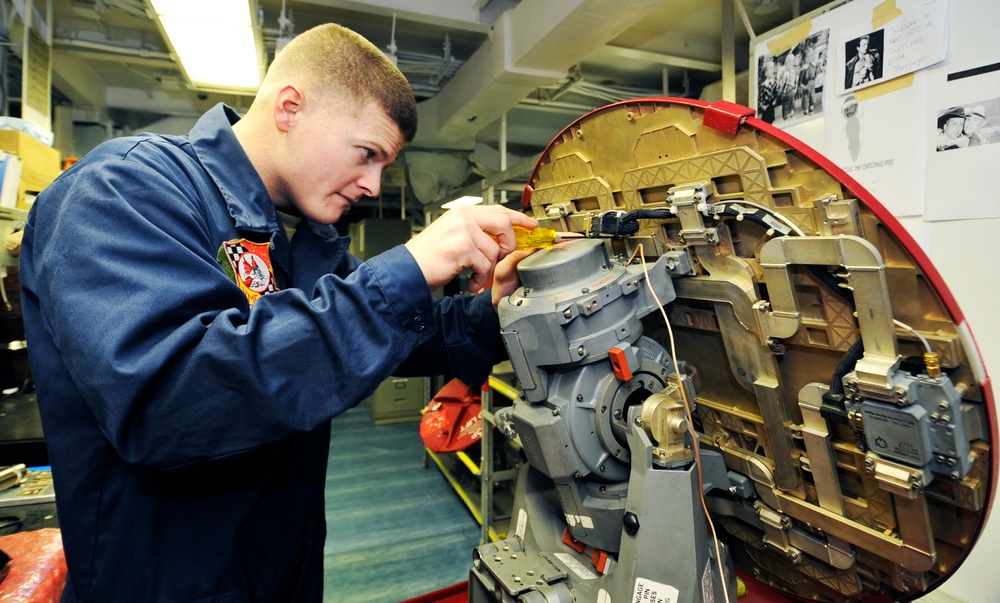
[274,85,304,133]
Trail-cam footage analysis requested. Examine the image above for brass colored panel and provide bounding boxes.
[523,99,992,602]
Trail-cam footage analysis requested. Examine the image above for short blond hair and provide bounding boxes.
[263,23,418,142]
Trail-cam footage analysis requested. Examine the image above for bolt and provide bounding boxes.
[551,408,560,416]
[678,234,687,244]
[951,471,961,479]
[938,401,949,411]
[947,458,956,467]
[634,417,643,427]
[564,309,573,319]
[894,386,908,401]
[941,414,951,423]
[581,288,590,294]
[614,409,623,419]
[577,346,586,357]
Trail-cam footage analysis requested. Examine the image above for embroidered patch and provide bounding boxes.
[217,239,279,306]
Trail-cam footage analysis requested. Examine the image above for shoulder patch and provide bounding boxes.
[217,239,279,306]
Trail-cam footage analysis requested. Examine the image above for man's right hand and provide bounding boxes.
[404,205,538,293]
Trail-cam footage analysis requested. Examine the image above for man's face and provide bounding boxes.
[944,116,965,139]
[278,100,405,225]
[965,114,984,135]
[858,38,869,54]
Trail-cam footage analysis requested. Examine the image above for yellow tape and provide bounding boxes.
[872,0,903,29]
[855,73,915,101]
[766,19,813,57]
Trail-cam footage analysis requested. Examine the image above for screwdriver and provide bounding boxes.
[489,226,582,250]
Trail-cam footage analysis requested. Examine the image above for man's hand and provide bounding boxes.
[491,249,535,307]
[404,205,538,293]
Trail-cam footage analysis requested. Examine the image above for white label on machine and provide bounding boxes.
[701,562,715,603]
[565,513,595,529]
[631,577,679,603]
[598,589,612,603]
[516,509,527,539]
[554,552,598,581]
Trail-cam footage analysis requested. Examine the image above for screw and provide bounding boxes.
[951,471,960,479]
[564,309,573,319]
[634,417,643,427]
[577,346,586,356]
[581,288,590,294]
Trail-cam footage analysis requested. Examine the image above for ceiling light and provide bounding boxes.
[148,0,265,93]
[441,195,483,209]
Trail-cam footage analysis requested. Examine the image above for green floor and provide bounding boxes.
[323,406,481,602]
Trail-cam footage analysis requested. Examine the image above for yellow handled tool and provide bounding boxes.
[490,226,581,250]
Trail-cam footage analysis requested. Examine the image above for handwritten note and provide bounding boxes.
[840,0,948,94]
[882,0,948,78]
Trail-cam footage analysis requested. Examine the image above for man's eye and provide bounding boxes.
[361,148,376,160]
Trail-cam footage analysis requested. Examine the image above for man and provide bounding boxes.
[936,107,970,151]
[20,23,536,602]
[964,104,987,145]
[757,59,777,123]
[845,34,880,89]
[776,48,799,121]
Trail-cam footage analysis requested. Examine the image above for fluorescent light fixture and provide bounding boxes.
[441,195,484,209]
[148,0,264,92]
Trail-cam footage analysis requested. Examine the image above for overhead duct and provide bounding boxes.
[413,0,668,150]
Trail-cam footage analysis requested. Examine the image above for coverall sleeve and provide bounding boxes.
[23,155,465,470]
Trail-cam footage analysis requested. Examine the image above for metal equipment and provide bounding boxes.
[469,99,995,603]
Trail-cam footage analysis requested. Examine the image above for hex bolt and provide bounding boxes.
[938,401,949,411]
[614,409,623,419]
[951,471,961,479]
[564,309,573,319]
[941,414,951,423]
[577,346,586,357]
[634,417,643,427]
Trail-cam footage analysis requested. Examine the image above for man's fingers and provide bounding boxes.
[467,249,495,294]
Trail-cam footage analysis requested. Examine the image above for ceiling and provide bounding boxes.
[16,0,838,220]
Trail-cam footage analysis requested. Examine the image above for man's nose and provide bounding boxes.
[359,165,382,198]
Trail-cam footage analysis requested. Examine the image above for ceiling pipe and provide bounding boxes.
[412,0,670,150]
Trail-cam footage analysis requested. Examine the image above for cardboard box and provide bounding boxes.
[0,131,60,209]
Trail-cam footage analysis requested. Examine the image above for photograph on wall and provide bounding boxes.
[839,0,949,95]
[843,30,884,92]
[934,100,1000,151]
[925,61,1000,222]
[755,29,830,128]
